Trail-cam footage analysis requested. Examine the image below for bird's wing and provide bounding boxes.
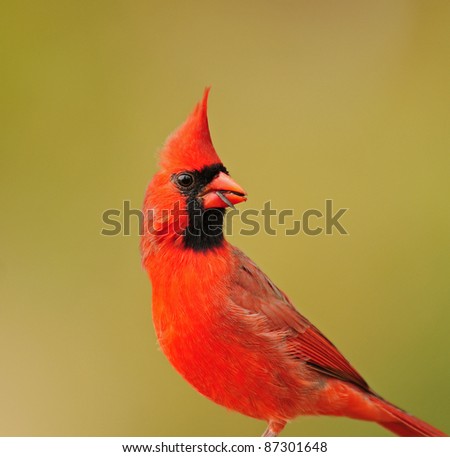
[229,247,370,392]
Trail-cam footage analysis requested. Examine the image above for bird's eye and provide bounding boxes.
[176,172,195,188]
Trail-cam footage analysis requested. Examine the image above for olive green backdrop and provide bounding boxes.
[1,0,449,436]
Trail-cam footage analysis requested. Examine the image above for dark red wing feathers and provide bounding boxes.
[230,247,370,392]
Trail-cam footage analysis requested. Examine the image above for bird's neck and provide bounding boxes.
[140,201,228,269]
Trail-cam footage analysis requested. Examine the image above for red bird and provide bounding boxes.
[141,89,445,437]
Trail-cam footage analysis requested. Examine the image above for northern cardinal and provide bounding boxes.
[141,89,445,437]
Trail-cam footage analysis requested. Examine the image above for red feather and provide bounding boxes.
[229,247,370,391]
[159,88,221,172]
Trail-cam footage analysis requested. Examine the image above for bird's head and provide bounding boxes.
[142,89,247,256]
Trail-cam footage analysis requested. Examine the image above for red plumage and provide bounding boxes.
[158,87,220,172]
[141,89,446,437]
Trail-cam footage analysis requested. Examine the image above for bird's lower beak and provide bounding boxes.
[201,172,247,209]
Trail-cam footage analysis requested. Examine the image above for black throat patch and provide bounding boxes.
[181,163,228,252]
[184,200,225,251]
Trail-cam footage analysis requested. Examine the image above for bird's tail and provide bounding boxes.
[372,396,446,437]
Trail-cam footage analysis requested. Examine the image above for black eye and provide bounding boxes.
[176,172,195,188]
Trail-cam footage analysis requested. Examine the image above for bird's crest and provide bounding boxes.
[159,88,222,172]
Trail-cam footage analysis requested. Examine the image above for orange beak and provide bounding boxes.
[201,172,247,209]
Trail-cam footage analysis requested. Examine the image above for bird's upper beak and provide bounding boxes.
[200,172,247,209]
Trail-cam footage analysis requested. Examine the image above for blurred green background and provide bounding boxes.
[1,0,449,437]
